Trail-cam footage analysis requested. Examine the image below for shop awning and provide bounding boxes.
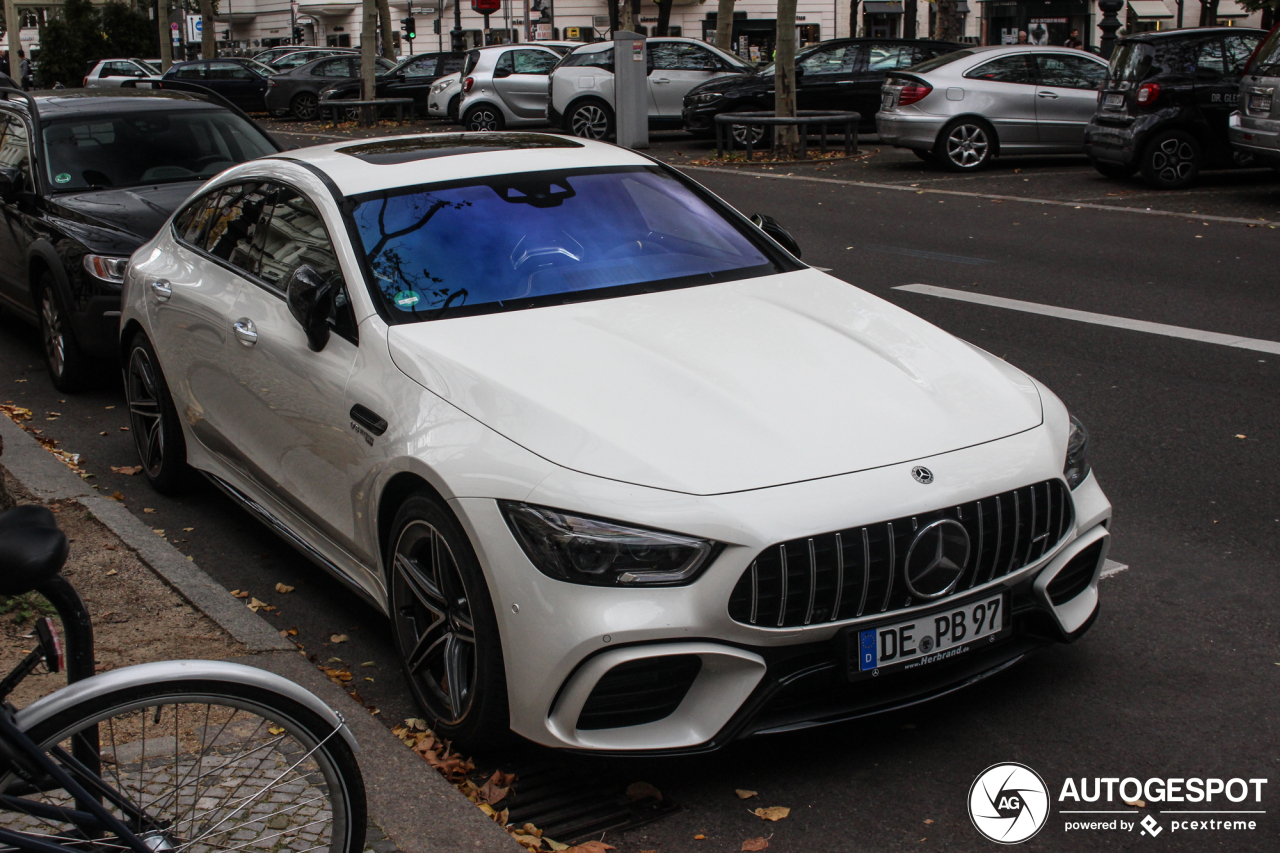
[1214,1,1251,17]
[864,2,905,14]
[1127,1,1174,19]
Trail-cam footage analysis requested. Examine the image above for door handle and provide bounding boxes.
[233,318,258,346]
[654,78,671,83]
[1037,91,1059,99]
[149,280,172,301]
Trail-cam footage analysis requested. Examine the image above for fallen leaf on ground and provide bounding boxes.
[330,633,349,643]
[736,789,758,799]
[564,843,615,853]
[151,529,165,536]
[248,597,276,612]
[1236,434,1247,439]
[361,660,376,667]
[545,841,569,852]
[742,838,769,851]
[1125,799,1145,808]
[109,492,124,501]
[694,836,706,841]
[924,819,934,824]
[268,726,285,735]
[111,465,142,475]
[119,426,129,431]
[753,807,790,821]
[105,569,118,576]
[275,582,295,593]
[143,508,155,513]
[626,781,662,801]
[230,589,250,599]
[183,527,194,531]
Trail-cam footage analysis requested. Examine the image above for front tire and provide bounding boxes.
[387,493,509,750]
[447,94,461,122]
[124,331,193,495]
[291,91,319,121]
[463,104,505,132]
[567,100,614,140]
[1139,129,1201,189]
[937,118,995,172]
[37,272,90,392]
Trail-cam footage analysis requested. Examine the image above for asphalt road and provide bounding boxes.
[0,123,1276,852]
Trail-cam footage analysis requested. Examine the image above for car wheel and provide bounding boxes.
[1092,159,1137,179]
[123,331,193,495]
[447,94,460,122]
[36,273,90,392]
[729,122,770,147]
[387,493,510,749]
[937,118,995,172]
[1139,129,1201,189]
[463,104,504,132]
[342,103,362,123]
[291,92,319,121]
[568,101,614,140]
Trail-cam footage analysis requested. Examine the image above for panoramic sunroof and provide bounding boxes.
[337,133,583,165]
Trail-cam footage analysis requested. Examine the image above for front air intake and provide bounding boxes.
[576,655,702,730]
[1047,540,1104,605]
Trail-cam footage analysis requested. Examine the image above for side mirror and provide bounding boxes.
[751,213,802,259]
[0,167,22,204]
[286,264,333,352]
[493,67,512,78]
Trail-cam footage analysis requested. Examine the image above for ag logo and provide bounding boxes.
[969,763,1049,844]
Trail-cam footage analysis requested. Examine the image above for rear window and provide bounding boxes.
[1251,27,1280,76]
[559,49,614,71]
[1108,41,1156,83]
[350,166,794,322]
[463,51,480,76]
[909,48,975,74]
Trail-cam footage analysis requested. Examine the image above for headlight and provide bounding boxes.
[1064,414,1091,490]
[693,92,722,105]
[83,254,129,284]
[431,80,451,94]
[500,502,717,586]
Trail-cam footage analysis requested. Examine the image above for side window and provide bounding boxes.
[513,50,558,75]
[657,44,720,71]
[176,192,220,247]
[406,56,438,77]
[867,45,916,72]
[208,62,251,81]
[101,62,131,78]
[965,55,1037,85]
[174,63,205,80]
[443,55,467,73]
[316,59,352,78]
[1197,40,1226,77]
[1224,35,1261,76]
[203,183,273,275]
[0,117,32,192]
[495,52,515,75]
[1035,54,1106,89]
[798,45,853,75]
[257,188,353,337]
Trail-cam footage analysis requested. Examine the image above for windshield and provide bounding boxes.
[137,60,161,75]
[43,109,277,191]
[351,166,788,322]
[1108,42,1154,83]
[240,58,277,77]
[1252,27,1280,76]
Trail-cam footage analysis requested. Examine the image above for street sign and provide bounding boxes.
[185,15,203,44]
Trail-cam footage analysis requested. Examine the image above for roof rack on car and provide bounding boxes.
[120,77,254,123]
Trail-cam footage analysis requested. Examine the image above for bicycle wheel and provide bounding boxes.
[3,679,366,853]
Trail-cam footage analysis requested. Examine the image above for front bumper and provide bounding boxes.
[455,424,1111,753]
[875,111,947,151]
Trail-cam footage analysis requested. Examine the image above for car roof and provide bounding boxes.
[263,132,653,197]
[5,89,231,116]
[1123,25,1266,42]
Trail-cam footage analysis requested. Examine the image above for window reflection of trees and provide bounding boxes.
[363,192,471,315]
[259,193,343,291]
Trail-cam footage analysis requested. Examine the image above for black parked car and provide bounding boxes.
[264,54,395,120]
[319,52,466,118]
[1083,27,1266,189]
[162,57,279,111]
[0,88,281,390]
[683,38,966,140]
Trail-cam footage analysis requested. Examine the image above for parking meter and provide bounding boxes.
[613,31,648,150]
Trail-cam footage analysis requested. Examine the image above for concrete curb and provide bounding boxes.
[0,413,521,853]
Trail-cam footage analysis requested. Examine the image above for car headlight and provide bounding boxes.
[500,502,717,586]
[692,92,722,105]
[431,81,451,94]
[1064,414,1091,490]
[83,254,129,284]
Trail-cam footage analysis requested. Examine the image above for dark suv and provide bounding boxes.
[1083,27,1266,189]
[683,38,966,139]
[0,88,280,390]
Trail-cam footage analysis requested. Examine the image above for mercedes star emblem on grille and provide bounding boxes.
[903,518,971,599]
[912,466,934,484]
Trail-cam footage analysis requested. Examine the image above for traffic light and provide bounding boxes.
[292,26,303,43]
[401,17,416,40]
[433,19,441,34]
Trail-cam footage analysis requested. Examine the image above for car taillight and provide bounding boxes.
[463,76,474,93]
[1136,82,1161,105]
[898,82,932,107]
[82,77,88,87]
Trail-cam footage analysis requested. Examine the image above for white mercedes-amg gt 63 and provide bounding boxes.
[119,133,1111,752]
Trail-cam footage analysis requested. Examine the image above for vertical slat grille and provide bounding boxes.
[727,479,1074,628]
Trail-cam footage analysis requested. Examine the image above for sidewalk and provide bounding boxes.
[0,415,521,853]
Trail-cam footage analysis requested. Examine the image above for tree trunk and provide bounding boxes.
[608,0,619,36]
[850,0,859,39]
[361,0,377,118]
[158,1,172,72]
[903,0,916,40]
[715,0,736,52]
[377,0,396,61]
[933,0,962,41]
[199,0,216,59]
[655,0,672,37]
[5,0,19,84]
[775,0,798,157]
[1199,0,1220,26]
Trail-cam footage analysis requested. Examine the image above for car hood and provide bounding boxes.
[386,270,1044,496]
[46,182,198,255]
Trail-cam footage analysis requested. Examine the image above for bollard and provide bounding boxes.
[614,31,649,150]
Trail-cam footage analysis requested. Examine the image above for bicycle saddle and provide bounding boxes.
[0,506,69,595]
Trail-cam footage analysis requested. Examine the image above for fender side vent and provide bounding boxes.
[576,655,702,731]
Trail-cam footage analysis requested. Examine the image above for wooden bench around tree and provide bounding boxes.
[714,111,861,161]
[319,97,416,127]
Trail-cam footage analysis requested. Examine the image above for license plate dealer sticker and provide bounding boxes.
[1105,93,1124,107]
[848,592,1010,680]
[1250,93,1272,113]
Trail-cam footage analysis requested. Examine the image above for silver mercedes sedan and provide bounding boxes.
[877,45,1108,171]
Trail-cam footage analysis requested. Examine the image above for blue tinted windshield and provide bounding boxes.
[350,166,784,321]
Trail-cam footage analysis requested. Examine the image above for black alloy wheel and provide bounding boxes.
[1139,129,1201,189]
[1093,159,1138,179]
[568,101,614,140]
[730,122,770,147]
[464,105,504,132]
[938,118,995,172]
[124,332,192,494]
[388,494,509,748]
[291,92,319,120]
[37,273,89,392]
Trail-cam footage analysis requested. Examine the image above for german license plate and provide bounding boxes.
[1250,93,1273,113]
[881,92,895,110]
[846,592,1010,680]
[1104,93,1124,107]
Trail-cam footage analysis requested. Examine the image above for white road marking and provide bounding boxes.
[894,283,1280,356]
[1100,560,1128,579]
[683,165,1280,227]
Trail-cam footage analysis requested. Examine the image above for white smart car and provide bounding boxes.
[120,133,1111,752]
